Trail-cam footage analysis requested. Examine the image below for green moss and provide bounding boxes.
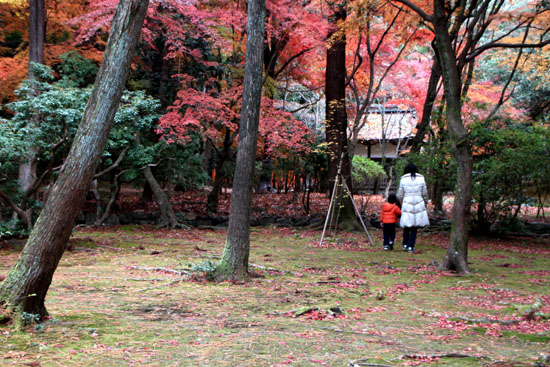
[501,330,550,343]
[0,227,548,366]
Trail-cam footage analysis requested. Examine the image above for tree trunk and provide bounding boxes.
[410,58,441,153]
[28,0,45,76]
[432,0,472,274]
[430,178,444,213]
[17,0,46,227]
[325,6,351,191]
[324,5,358,229]
[142,164,179,228]
[94,172,124,226]
[0,0,149,321]
[215,0,265,281]
[207,130,232,213]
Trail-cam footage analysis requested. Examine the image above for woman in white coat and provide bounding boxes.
[397,163,429,252]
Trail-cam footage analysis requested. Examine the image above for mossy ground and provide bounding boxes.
[1,225,549,366]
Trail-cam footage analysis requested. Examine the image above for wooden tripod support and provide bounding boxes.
[319,153,374,247]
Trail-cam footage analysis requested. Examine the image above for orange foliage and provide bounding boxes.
[0,0,102,104]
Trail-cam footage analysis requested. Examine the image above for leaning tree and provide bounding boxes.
[0,0,150,322]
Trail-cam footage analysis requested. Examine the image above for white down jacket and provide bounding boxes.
[396,173,429,228]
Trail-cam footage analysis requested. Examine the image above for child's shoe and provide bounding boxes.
[402,245,407,251]
[384,246,389,251]
[389,241,394,250]
[408,247,415,253]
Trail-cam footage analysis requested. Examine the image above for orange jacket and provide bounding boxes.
[381,203,401,224]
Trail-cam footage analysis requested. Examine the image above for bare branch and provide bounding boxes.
[0,190,30,228]
[392,0,432,22]
[94,145,131,179]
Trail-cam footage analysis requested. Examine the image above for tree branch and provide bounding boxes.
[0,190,30,228]
[392,0,432,22]
[94,145,131,179]
[273,47,314,80]
[466,38,550,62]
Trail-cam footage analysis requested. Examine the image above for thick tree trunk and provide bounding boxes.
[432,0,472,274]
[324,5,358,229]
[142,164,179,228]
[215,0,265,281]
[0,0,149,321]
[325,6,350,191]
[28,0,45,74]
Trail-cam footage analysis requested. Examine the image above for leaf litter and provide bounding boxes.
[0,225,549,366]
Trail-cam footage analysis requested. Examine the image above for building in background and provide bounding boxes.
[353,105,417,162]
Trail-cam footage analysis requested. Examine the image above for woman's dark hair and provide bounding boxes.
[387,193,397,204]
[404,163,418,178]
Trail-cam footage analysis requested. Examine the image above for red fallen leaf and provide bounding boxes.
[3,351,26,359]
[24,362,41,367]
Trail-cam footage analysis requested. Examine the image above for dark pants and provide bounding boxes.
[383,223,396,249]
[403,227,418,249]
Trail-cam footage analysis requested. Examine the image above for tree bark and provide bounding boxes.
[325,5,351,191]
[17,0,46,226]
[215,0,265,281]
[0,0,149,320]
[432,0,472,274]
[324,5,358,229]
[28,0,45,75]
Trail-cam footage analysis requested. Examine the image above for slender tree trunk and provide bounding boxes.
[207,130,232,213]
[215,0,265,281]
[142,165,179,228]
[17,0,46,227]
[0,0,149,321]
[431,179,444,213]
[432,0,472,273]
[207,158,225,213]
[410,58,441,153]
[94,173,123,226]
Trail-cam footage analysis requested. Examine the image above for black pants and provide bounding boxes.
[403,227,418,249]
[383,223,396,249]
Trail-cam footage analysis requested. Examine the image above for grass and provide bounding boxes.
[1,225,549,366]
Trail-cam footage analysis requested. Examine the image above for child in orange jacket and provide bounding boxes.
[381,193,401,250]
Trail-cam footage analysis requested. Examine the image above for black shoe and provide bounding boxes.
[408,247,415,253]
[402,245,407,251]
[384,246,389,251]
